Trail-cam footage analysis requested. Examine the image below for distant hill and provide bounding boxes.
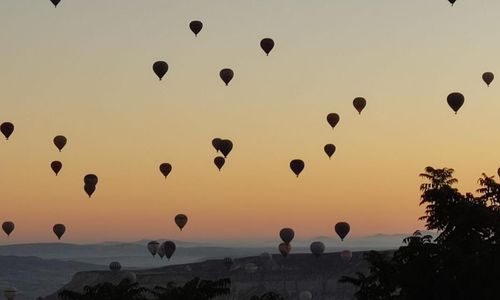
[0,255,105,300]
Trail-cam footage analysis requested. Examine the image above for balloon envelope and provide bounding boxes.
[174,214,188,231]
[53,135,67,152]
[109,261,122,272]
[84,174,98,185]
[353,97,367,114]
[278,243,291,258]
[310,241,325,258]
[324,144,336,159]
[218,139,233,158]
[1,122,14,140]
[157,244,165,259]
[335,222,351,241]
[448,0,456,5]
[212,138,222,152]
[290,159,305,177]
[153,61,169,80]
[163,241,176,260]
[84,184,96,198]
[326,113,340,129]
[220,69,234,86]
[50,0,61,7]
[147,241,160,257]
[2,222,14,236]
[447,92,465,114]
[482,72,494,86]
[279,228,295,244]
[159,163,172,178]
[53,224,66,240]
[189,20,203,36]
[214,156,225,171]
[51,161,62,176]
[260,38,275,55]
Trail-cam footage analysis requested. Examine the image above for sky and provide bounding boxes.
[1,0,500,243]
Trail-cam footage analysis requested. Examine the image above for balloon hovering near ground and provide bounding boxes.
[157,244,165,259]
[53,224,66,240]
[279,242,291,258]
[214,156,225,171]
[174,214,188,231]
[353,97,367,114]
[51,161,62,176]
[482,72,494,87]
[53,135,67,152]
[326,113,340,129]
[310,241,325,258]
[279,228,295,244]
[162,241,176,260]
[260,38,275,56]
[340,250,353,262]
[2,221,15,236]
[153,61,169,80]
[159,163,172,178]
[290,159,305,177]
[447,92,464,114]
[109,261,121,272]
[335,222,351,241]
[189,21,203,36]
[147,241,160,257]
[324,144,336,159]
[220,69,234,86]
[1,122,14,140]
[50,0,61,7]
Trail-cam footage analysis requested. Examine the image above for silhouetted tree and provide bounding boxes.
[150,277,231,300]
[341,167,500,300]
[250,292,284,300]
[58,278,148,300]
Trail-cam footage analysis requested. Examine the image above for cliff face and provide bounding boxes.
[42,251,373,300]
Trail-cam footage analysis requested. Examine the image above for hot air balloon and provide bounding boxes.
[497,167,500,178]
[448,0,456,6]
[353,97,366,114]
[109,261,122,272]
[163,241,176,260]
[3,287,17,300]
[447,92,464,114]
[2,221,14,236]
[147,241,160,257]
[1,122,14,140]
[324,144,336,159]
[153,61,169,80]
[214,156,225,171]
[51,161,62,176]
[53,135,67,152]
[335,222,350,241]
[220,69,234,86]
[279,228,295,244]
[84,174,98,186]
[157,244,165,259]
[53,224,66,240]
[212,138,222,152]
[223,257,234,270]
[326,113,340,129]
[278,243,291,258]
[299,291,312,300]
[174,214,188,231]
[260,38,275,56]
[310,241,325,258]
[50,0,61,7]
[84,184,96,198]
[159,163,172,178]
[189,21,203,36]
[482,72,494,87]
[219,139,233,158]
[340,250,353,262]
[290,159,305,177]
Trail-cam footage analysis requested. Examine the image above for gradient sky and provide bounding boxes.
[1,0,500,243]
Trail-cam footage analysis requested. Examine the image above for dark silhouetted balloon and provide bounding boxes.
[220,69,234,86]
[189,21,203,36]
[482,72,494,87]
[50,0,61,7]
[448,0,456,6]
[153,61,169,80]
[353,97,366,114]
[447,92,464,114]
[214,156,225,171]
[290,159,305,177]
[340,250,353,262]
[1,122,14,140]
[159,163,172,178]
[219,139,233,158]
[51,161,62,176]
[84,174,98,186]
[53,224,66,240]
[324,144,336,159]
[310,241,325,258]
[2,221,14,236]
[260,38,275,56]
[326,113,340,129]
[163,241,176,260]
[223,257,234,270]
[212,138,222,152]
[279,228,295,244]
[498,168,500,178]
[84,184,96,198]
[109,261,121,272]
[147,241,160,257]
[174,214,188,231]
[335,222,350,241]
[53,135,67,152]
[279,242,291,258]
[157,244,165,259]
